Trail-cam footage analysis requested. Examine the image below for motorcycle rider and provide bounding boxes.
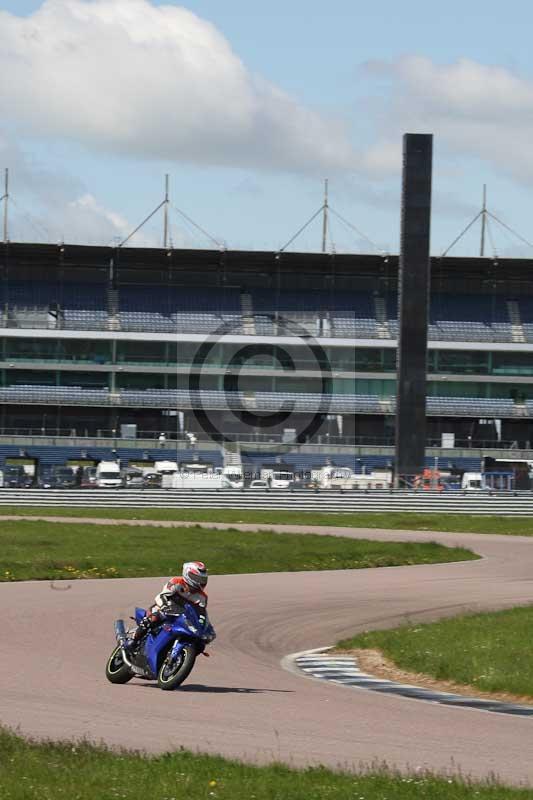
[128,561,208,647]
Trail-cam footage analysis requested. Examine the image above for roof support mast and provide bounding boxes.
[163,173,169,249]
[321,178,329,253]
[2,168,8,244]
[480,184,487,257]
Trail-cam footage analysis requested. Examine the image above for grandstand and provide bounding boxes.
[0,241,532,476]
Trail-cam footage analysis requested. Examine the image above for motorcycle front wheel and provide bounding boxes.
[157,643,196,690]
[105,645,134,684]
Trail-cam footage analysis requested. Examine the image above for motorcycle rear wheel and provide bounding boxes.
[157,643,196,690]
[105,645,134,684]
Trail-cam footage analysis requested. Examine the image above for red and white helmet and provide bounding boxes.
[182,561,208,590]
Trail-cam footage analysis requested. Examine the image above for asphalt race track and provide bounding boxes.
[2,523,533,786]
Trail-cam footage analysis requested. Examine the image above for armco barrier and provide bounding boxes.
[1,488,533,514]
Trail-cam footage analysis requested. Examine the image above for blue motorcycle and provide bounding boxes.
[105,602,216,690]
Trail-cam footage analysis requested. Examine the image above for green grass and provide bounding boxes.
[338,605,533,698]
[0,520,476,581]
[1,727,531,800]
[1,505,533,535]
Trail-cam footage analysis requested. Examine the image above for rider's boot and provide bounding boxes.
[125,618,151,650]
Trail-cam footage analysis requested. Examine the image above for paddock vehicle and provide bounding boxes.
[483,457,532,490]
[249,479,269,489]
[80,466,97,488]
[153,460,178,475]
[143,471,162,488]
[3,465,33,488]
[105,602,216,690]
[222,465,244,489]
[165,473,232,489]
[96,460,121,488]
[461,472,486,491]
[121,467,144,488]
[52,466,78,489]
[36,465,54,488]
[260,467,294,489]
[309,465,392,491]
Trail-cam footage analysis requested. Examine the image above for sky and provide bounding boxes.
[1,0,533,256]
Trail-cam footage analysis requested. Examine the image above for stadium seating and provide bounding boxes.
[119,286,241,333]
[517,297,533,343]
[330,291,379,338]
[0,279,524,343]
[429,294,511,342]
[387,293,514,343]
[3,281,109,331]
[426,396,516,416]
[0,386,110,405]
[1,383,520,418]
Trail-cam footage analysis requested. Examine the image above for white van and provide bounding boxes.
[461,472,485,491]
[154,460,178,475]
[222,465,244,489]
[260,468,295,489]
[96,461,122,488]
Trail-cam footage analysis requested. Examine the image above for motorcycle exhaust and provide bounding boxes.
[114,619,135,668]
[114,619,127,644]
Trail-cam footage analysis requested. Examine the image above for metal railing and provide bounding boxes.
[0,426,529,451]
[0,487,533,514]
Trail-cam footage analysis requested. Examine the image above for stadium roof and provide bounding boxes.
[1,241,532,290]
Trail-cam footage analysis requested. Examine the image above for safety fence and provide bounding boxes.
[1,488,533,514]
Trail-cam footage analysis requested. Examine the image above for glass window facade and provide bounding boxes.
[2,336,533,400]
[3,338,111,363]
[492,352,533,376]
[429,350,489,375]
[117,341,166,365]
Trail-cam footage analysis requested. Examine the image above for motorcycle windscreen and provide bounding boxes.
[182,603,209,632]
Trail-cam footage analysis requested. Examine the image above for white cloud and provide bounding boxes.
[61,192,132,244]
[9,186,151,246]
[0,0,356,173]
[0,129,157,245]
[361,56,533,183]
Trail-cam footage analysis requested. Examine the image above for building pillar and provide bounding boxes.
[394,133,433,484]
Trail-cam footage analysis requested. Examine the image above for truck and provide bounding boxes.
[96,461,121,488]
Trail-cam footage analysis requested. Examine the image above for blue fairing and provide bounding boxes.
[131,602,215,678]
[144,625,178,675]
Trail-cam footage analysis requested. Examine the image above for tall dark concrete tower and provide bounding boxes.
[394,133,433,483]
